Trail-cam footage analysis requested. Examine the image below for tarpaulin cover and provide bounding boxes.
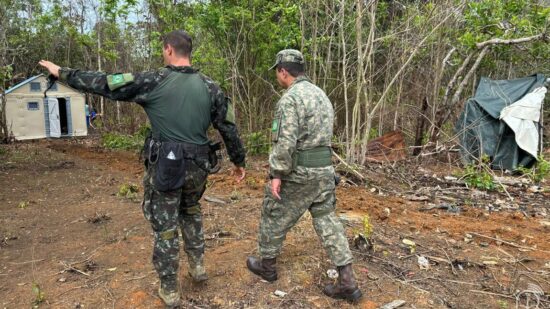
[456,74,546,170]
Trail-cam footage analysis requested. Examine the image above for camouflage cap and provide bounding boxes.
[269,49,305,70]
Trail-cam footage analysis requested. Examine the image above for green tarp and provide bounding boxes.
[456,74,546,170]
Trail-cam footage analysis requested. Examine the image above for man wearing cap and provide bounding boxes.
[246,49,362,302]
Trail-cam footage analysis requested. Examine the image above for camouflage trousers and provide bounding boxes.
[141,156,208,280]
[258,174,353,266]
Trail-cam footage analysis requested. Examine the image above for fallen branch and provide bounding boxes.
[56,285,88,297]
[467,232,550,253]
[60,261,90,277]
[204,195,227,205]
[123,275,148,282]
[9,259,45,265]
[469,289,515,299]
[333,151,366,182]
[432,278,481,286]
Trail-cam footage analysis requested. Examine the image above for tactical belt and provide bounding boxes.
[295,146,332,168]
[149,132,211,157]
[179,142,210,156]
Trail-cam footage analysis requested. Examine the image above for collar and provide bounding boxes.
[288,75,311,89]
[165,65,198,74]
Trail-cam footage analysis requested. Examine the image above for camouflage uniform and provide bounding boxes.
[141,151,209,281]
[258,50,353,267]
[58,66,246,288]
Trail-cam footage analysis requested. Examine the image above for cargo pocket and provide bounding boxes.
[261,184,283,218]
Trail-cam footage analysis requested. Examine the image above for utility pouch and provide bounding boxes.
[141,129,153,166]
[208,141,222,174]
[154,142,186,192]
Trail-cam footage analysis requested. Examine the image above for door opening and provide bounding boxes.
[58,98,69,135]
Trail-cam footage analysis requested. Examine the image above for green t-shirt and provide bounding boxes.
[141,70,211,144]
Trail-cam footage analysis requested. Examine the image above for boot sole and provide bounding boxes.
[246,259,278,282]
[188,272,208,283]
[324,288,363,302]
[345,289,363,302]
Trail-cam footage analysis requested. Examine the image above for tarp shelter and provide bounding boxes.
[456,74,547,170]
[2,74,87,140]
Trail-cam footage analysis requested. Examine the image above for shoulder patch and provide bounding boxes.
[107,73,134,91]
[271,114,282,142]
[225,97,236,124]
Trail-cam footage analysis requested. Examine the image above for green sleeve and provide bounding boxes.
[58,67,167,104]
[269,96,299,177]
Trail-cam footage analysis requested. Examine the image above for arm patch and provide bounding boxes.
[225,97,236,124]
[107,73,134,91]
[271,114,282,142]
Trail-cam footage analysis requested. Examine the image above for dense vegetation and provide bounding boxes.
[1,0,548,163]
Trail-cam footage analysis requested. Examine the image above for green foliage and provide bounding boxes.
[31,282,45,307]
[368,128,379,141]
[0,65,13,85]
[497,300,509,309]
[2,0,549,147]
[101,132,142,151]
[246,131,270,155]
[461,155,497,191]
[459,0,550,49]
[362,215,373,239]
[244,176,259,190]
[517,155,550,183]
[136,124,151,139]
[117,183,139,200]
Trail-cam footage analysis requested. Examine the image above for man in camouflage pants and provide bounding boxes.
[246,49,362,302]
[39,30,246,307]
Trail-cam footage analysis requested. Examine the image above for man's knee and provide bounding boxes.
[310,207,333,219]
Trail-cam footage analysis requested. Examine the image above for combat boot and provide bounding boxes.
[246,256,277,282]
[188,258,208,282]
[158,275,180,307]
[323,264,362,302]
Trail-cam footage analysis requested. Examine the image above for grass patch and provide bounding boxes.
[101,125,150,151]
[117,183,140,202]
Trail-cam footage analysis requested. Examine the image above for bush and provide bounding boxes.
[102,132,142,150]
[101,125,150,151]
[460,155,497,191]
[117,183,139,201]
[517,155,550,183]
[246,131,270,155]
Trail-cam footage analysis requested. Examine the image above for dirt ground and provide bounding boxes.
[1,139,549,309]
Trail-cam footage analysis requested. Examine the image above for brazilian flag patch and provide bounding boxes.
[271,119,278,132]
[271,116,281,142]
[107,73,134,91]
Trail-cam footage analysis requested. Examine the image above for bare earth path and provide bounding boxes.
[1,139,549,308]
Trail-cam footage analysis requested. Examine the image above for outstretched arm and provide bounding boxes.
[39,60,164,104]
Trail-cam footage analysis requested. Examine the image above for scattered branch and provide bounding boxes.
[476,33,546,49]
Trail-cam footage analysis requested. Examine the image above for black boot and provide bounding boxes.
[323,264,362,302]
[246,256,277,282]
